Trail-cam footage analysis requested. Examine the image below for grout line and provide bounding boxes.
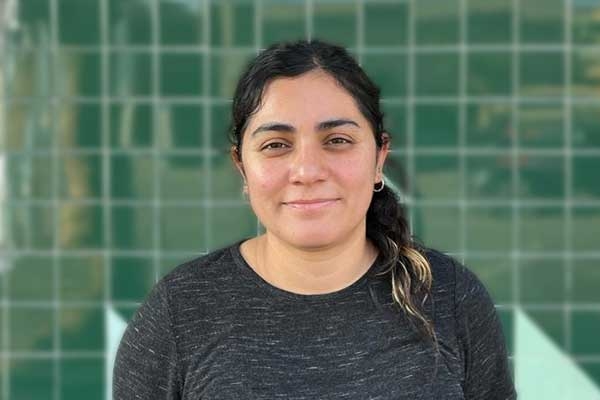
[306,0,313,41]
[406,0,416,232]
[203,0,212,252]
[151,0,160,283]
[459,0,467,263]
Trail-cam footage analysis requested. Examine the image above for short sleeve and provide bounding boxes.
[455,262,517,400]
[113,281,182,400]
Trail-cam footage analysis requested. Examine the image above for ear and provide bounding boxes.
[230,145,246,181]
[376,132,391,181]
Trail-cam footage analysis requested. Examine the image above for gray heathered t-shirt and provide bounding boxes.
[113,239,516,399]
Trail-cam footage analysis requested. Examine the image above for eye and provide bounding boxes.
[327,137,352,145]
[261,141,290,151]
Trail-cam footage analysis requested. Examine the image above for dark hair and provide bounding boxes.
[229,39,434,340]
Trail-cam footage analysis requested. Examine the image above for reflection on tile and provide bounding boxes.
[520,207,565,252]
[518,104,564,148]
[210,1,256,47]
[9,256,54,301]
[571,259,600,303]
[572,104,600,149]
[466,104,512,148]
[110,102,154,147]
[415,105,459,147]
[517,154,564,199]
[467,0,512,43]
[58,204,104,249]
[58,0,100,45]
[416,53,459,96]
[160,0,205,45]
[365,2,408,46]
[572,207,600,252]
[56,51,101,98]
[414,205,461,252]
[572,1,600,44]
[520,0,564,43]
[573,156,600,200]
[572,51,600,97]
[10,306,54,351]
[468,51,511,95]
[520,52,565,97]
[572,311,600,355]
[10,359,54,400]
[466,207,512,252]
[362,54,407,98]
[159,52,205,97]
[160,205,207,251]
[8,154,54,200]
[465,256,513,304]
[313,2,357,48]
[5,101,55,150]
[59,154,103,199]
[211,52,253,98]
[109,0,153,45]
[415,155,460,200]
[56,102,102,148]
[10,205,55,250]
[59,255,105,302]
[159,154,207,199]
[111,257,155,302]
[111,205,155,250]
[262,1,306,44]
[110,51,154,97]
[60,358,104,400]
[60,306,104,351]
[415,0,459,44]
[466,155,513,200]
[210,206,258,250]
[111,154,155,199]
[520,258,566,303]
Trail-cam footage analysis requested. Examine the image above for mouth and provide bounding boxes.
[283,198,340,211]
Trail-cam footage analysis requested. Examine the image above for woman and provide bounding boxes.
[114,39,517,399]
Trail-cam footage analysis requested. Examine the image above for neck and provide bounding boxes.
[249,227,378,295]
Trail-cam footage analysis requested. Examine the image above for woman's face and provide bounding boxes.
[235,69,389,250]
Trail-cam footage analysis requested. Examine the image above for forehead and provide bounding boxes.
[249,70,367,127]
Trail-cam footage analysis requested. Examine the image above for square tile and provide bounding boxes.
[10,306,54,351]
[211,52,254,99]
[58,0,100,46]
[572,104,600,149]
[519,52,565,98]
[209,206,258,250]
[58,205,105,250]
[110,153,155,199]
[466,103,512,148]
[415,0,459,45]
[159,154,208,200]
[381,103,407,148]
[572,51,600,97]
[9,256,54,301]
[109,102,155,147]
[60,358,104,400]
[572,207,600,252]
[10,204,55,250]
[159,52,205,97]
[415,105,459,147]
[56,102,102,149]
[5,101,55,150]
[467,0,512,43]
[59,254,105,302]
[517,154,564,199]
[56,50,101,98]
[572,311,600,355]
[58,153,103,200]
[210,0,256,47]
[571,258,600,304]
[361,53,407,98]
[466,207,512,252]
[413,205,461,253]
[110,205,155,250]
[109,51,154,97]
[10,359,54,400]
[466,155,514,200]
[210,153,246,200]
[109,0,153,45]
[520,0,564,43]
[160,0,205,45]
[262,1,307,43]
[519,258,566,303]
[467,51,512,96]
[364,1,408,46]
[518,104,564,148]
[313,1,358,48]
[415,155,460,200]
[111,257,155,302]
[416,53,459,96]
[7,153,54,200]
[572,1,600,43]
[160,205,207,252]
[525,310,567,350]
[520,207,565,252]
[60,306,104,351]
[157,103,205,148]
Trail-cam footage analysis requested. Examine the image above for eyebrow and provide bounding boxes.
[250,118,360,137]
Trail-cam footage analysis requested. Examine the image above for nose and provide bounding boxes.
[288,138,328,185]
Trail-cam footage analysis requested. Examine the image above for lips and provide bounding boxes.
[283,198,340,211]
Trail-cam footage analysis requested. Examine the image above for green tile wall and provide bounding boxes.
[1,0,600,399]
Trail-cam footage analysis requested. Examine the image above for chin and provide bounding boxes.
[280,229,342,251]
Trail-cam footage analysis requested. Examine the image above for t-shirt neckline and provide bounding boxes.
[230,237,384,303]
